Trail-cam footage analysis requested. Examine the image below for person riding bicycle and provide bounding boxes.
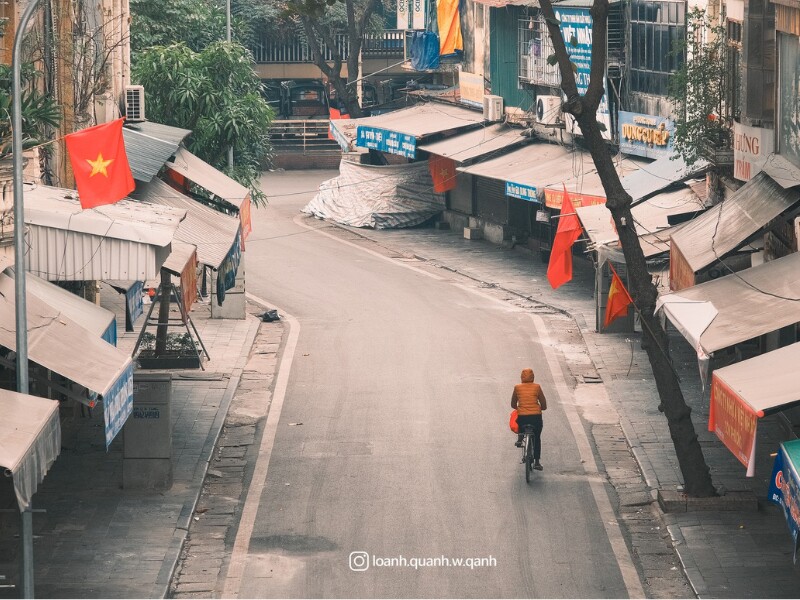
[511,368,547,470]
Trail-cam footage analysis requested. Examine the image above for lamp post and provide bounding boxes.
[12,1,39,596]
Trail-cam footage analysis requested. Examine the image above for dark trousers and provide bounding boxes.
[516,414,543,460]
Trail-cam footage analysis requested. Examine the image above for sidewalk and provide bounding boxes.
[0,292,259,599]
[327,222,800,598]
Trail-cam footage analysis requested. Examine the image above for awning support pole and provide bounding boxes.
[12,1,42,597]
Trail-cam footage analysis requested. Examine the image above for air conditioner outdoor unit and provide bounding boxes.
[536,95,562,125]
[125,85,146,122]
[483,95,504,121]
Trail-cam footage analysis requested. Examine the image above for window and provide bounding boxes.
[518,14,561,87]
[778,32,800,167]
[725,19,743,121]
[629,0,686,96]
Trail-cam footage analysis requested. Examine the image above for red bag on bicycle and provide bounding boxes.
[509,409,519,433]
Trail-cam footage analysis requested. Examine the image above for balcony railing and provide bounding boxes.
[252,30,406,64]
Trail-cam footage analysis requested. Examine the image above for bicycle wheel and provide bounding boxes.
[524,435,532,483]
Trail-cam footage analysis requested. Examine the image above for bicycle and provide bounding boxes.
[520,425,537,483]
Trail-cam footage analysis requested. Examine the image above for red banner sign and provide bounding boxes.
[669,240,695,291]
[709,374,762,476]
[544,188,606,209]
[180,248,199,316]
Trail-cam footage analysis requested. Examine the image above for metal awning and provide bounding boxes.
[417,124,528,163]
[12,269,117,344]
[332,103,485,157]
[0,390,60,510]
[622,154,709,203]
[166,147,249,210]
[762,153,800,189]
[713,342,800,415]
[161,241,198,276]
[23,183,186,282]
[657,251,800,355]
[670,171,799,278]
[459,143,644,205]
[0,271,134,447]
[132,178,240,270]
[122,122,191,183]
[576,186,705,257]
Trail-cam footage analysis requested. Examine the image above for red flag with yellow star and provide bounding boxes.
[65,118,135,209]
[429,155,457,193]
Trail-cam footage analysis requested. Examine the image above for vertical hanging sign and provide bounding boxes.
[412,0,426,29]
[397,0,410,30]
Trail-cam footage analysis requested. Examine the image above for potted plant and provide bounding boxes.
[136,332,202,369]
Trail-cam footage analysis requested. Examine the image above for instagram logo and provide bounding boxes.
[349,551,370,572]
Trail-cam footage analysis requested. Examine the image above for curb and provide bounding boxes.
[151,315,261,599]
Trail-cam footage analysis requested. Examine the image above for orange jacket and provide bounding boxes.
[511,369,547,415]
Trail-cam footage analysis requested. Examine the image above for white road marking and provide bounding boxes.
[222,293,300,599]
[528,312,646,599]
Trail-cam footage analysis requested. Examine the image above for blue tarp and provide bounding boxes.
[769,439,800,563]
[409,32,440,71]
[102,361,134,449]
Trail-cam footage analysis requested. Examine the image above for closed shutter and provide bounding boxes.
[448,173,473,214]
[475,177,508,225]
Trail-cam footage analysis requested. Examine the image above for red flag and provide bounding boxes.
[429,155,457,193]
[328,106,349,141]
[65,118,135,209]
[604,263,633,327]
[547,186,583,289]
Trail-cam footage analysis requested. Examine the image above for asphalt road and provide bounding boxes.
[232,169,632,598]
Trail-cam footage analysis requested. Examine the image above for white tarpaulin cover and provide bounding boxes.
[0,390,60,510]
[302,159,445,228]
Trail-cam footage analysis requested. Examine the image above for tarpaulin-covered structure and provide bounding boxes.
[769,439,800,560]
[303,159,445,229]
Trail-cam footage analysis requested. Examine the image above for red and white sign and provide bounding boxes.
[733,122,774,182]
[709,374,763,477]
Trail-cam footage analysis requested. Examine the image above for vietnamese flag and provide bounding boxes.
[604,263,633,327]
[546,185,583,289]
[429,155,457,193]
[65,118,135,209]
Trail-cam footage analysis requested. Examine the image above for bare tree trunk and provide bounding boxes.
[539,0,717,497]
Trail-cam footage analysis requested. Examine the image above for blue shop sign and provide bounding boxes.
[103,362,134,448]
[618,111,676,159]
[769,439,800,563]
[505,181,538,202]
[356,126,416,158]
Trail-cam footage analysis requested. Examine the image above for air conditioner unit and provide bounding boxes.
[536,95,562,125]
[124,85,146,122]
[483,95,504,121]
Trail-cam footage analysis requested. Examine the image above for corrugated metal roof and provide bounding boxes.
[161,241,197,276]
[622,154,709,202]
[576,186,704,257]
[713,342,800,415]
[23,184,185,281]
[762,153,800,189]
[661,251,800,353]
[0,270,132,397]
[132,179,240,269]
[670,171,799,272]
[417,124,529,163]
[166,147,249,209]
[332,103,485,151]
[122,128,182,183]
[10,269,116,339]
[125,121,191,146]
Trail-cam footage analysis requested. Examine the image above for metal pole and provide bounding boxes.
[13,4,41,597]
[226,0,233,169]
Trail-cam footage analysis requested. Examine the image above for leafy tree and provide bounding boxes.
[132,41,274,205]
[539,0,717,497]
[285,0,385,118]
[0,64,61,159]
[668,7,729,166]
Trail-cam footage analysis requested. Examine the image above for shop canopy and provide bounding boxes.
[0,390,60,510]
[0,271,134,448]
[576,186,704,258]
[122,121,191,183]
[23,184,185,282]
[656,251,800,358]
[165,147,252,241]
[763,153,800,189]
[621,154,709,203]
[458,143,644,207]
[330,103,485,158]
[669,172,799,290]
[709,343,800,477]
[132,179,241,271]
[417,124,528,164]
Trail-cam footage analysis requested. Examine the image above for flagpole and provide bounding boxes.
[12,3,40,597]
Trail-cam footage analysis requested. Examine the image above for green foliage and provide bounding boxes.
[0,64,61,159]
[132,42,274,205]
[667,7,729,166]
